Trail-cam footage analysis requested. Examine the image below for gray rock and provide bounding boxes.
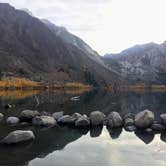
[52,111,64,120]
[134,110,154,129]
[0,113,4,120]
[7,117,20,125]
[58,115,75,125]
[124,118,134,126]
[106,112,123,128]
[90,111,105,125]
[160,114,166,125]
[32,116,56,127]
[75,116,90,127]
[20,110,40,121]
[2,130,35,144]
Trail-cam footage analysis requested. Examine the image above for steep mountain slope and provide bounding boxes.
[0,3,121,86]
[103,42,166,84]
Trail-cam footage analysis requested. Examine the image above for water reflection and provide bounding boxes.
[0,90,166,166]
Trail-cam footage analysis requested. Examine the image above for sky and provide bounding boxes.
[0,0,166,55]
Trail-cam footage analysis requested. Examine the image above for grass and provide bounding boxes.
[53,82,92,90]
[0,77,39,89]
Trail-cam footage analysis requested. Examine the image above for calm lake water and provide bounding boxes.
[0,89,166,166]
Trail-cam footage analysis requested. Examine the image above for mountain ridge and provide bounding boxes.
[0,3,121,86]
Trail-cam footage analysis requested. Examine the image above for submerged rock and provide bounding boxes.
[32,116,56,127]
[7,117,20,125]
[2,130,35,144]
[90,111,105,125]
[106,112,123,128]
[52,111,64,120]
[134,110,154,129]
[75,116,90,127]
[20,110,40,122]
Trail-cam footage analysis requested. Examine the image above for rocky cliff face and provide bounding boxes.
[0,3,121,86]
[103,42,166,84]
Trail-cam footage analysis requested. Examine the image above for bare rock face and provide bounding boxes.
[103,42,166,84]
[32,116,56,127]
[134,110,154,129]
[90,111,106,125]
[106,112,123,128]
[2,130,35,144]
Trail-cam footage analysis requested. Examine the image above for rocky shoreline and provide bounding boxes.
[0,109,166,144]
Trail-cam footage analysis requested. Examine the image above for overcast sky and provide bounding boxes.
[0,0,166,55]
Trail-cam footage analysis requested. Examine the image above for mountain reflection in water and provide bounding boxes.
[0,90,166,166]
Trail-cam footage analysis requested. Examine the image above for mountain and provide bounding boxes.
[0,3,121,86]
[103,42,166,84]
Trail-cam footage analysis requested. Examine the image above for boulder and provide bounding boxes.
[90,111,105,125]
[75,116,90,127]
[106,112,123,128]
[32,116,56,127]
[160,114,166,125]
[20,110,40,122]
[58,115,75,125]
[52,111,64,120]
[134,110,154,129]
[2,130,35,144]
[7,117,20,125]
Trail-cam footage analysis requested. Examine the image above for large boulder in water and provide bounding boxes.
[134,110,154,129]
[90,111,105,125]
[106,112,123,128]
[2,130,35,144]
[32,116,56,127]
[7,117,20,125]
[20,110,40,122]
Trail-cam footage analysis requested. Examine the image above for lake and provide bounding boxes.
[0,89,166,166]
